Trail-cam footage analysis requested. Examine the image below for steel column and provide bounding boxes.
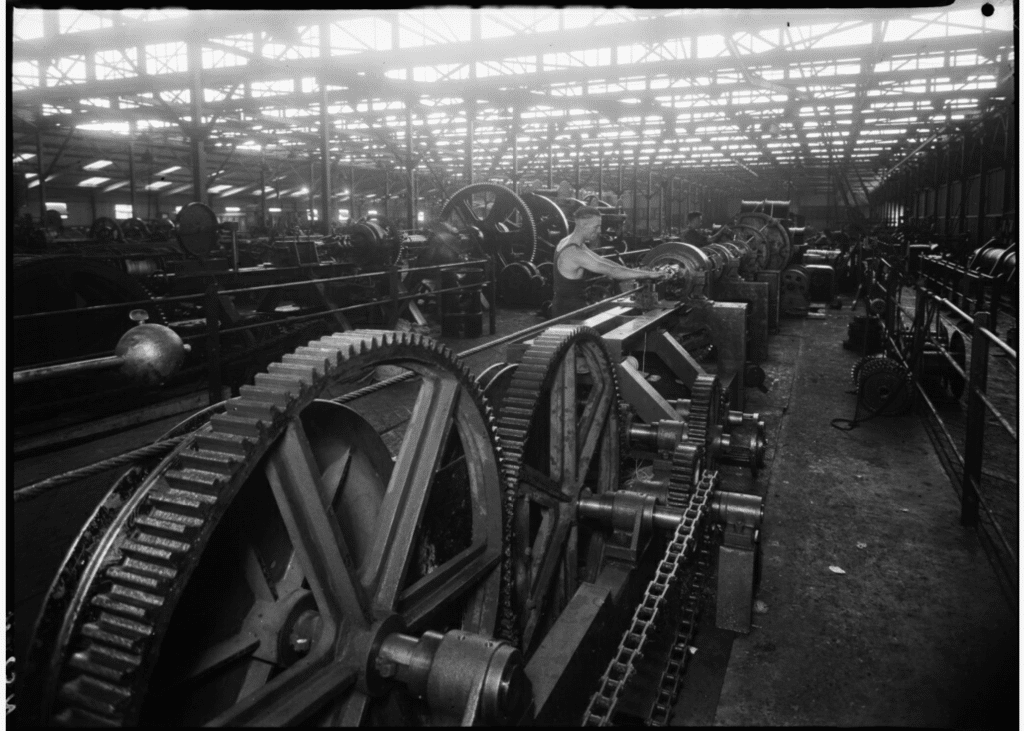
[961,311,989,527]
[944,144,953,236]
[187,41,208,206]
[127,140,137,218]
[511,107,519,194]
[406,106,416,228]
[319,86,332,234]
[349,164,356,219]
[597,149,603,198]
[975,119,989,247]
[646,170,652,235]
[465,99,475,185]
[547,122,555,188]
[259,151,267,226]
[308,159,316,224]
[958,133,968,235]
[35,125,46,220]
[632,156,639,241]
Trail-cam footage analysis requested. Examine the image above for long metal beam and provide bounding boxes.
[14,31,1007,107]
[12,8,924,64]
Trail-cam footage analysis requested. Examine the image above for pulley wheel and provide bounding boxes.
[90,216,125,243]
[498,261,540,307]
[175,202,219,259]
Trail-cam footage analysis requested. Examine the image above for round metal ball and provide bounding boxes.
[114,322,190,385]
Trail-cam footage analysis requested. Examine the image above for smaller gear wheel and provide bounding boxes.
[857,357,911,415]
[687,373,721,463]
[668,439,705,509]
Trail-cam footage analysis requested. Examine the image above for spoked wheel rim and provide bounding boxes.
[735,212,791,269]
[493,326,620,656]
[439,183,538,266]
[21,331,505,727]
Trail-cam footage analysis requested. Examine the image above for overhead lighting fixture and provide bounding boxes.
[224,206,241,213]
[156,165,182,175]
[103,181,129,192]
[208,184,231,194]
[78,176,112,187]
[269,207,282,213]
[83,159,114,171]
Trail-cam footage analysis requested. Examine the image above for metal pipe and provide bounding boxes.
[13,355,123,384]
[977,326,1016,359]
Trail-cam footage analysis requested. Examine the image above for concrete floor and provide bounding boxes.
[704,303,1017,728]
[11,301,1018,726]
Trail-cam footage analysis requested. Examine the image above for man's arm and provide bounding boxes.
[566,246,667,281]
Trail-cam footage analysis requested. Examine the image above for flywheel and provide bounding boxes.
[439,183,538,266]
[20,331,507,727]
[491,325,621,656]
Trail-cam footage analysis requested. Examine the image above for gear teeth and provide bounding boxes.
[208,413,271,439]
[687,374,721,464]
[29,328,510,726]
[493,324,620,647]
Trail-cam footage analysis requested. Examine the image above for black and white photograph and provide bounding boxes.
[7,5,1018,727]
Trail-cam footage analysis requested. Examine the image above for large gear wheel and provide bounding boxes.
[857,356,911,415]
[686,373,722,467]
[439,183,538,266]
[492,325,621,656]
[20,331,508,727]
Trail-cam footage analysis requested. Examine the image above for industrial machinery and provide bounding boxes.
[20,303,767,725]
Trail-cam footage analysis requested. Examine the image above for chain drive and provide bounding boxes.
[581,468,717,726]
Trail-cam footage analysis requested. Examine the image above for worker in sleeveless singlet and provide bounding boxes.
[551,206,670,318]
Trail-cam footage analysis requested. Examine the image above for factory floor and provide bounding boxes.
[11,300,1018,727]
[675,299,1017,728]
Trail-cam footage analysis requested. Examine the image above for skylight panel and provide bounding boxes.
[83,159,114,171]
[78,177,111,187]
[145,181,173,191]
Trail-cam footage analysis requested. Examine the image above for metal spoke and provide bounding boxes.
[207,657,358,727]
[398,542,495,631]
[484,195,515,226]
[180,633,260,685]
[455,199,483,226]
[575,351,614,488]
[265,419,372,630]
[362,374,461,613]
